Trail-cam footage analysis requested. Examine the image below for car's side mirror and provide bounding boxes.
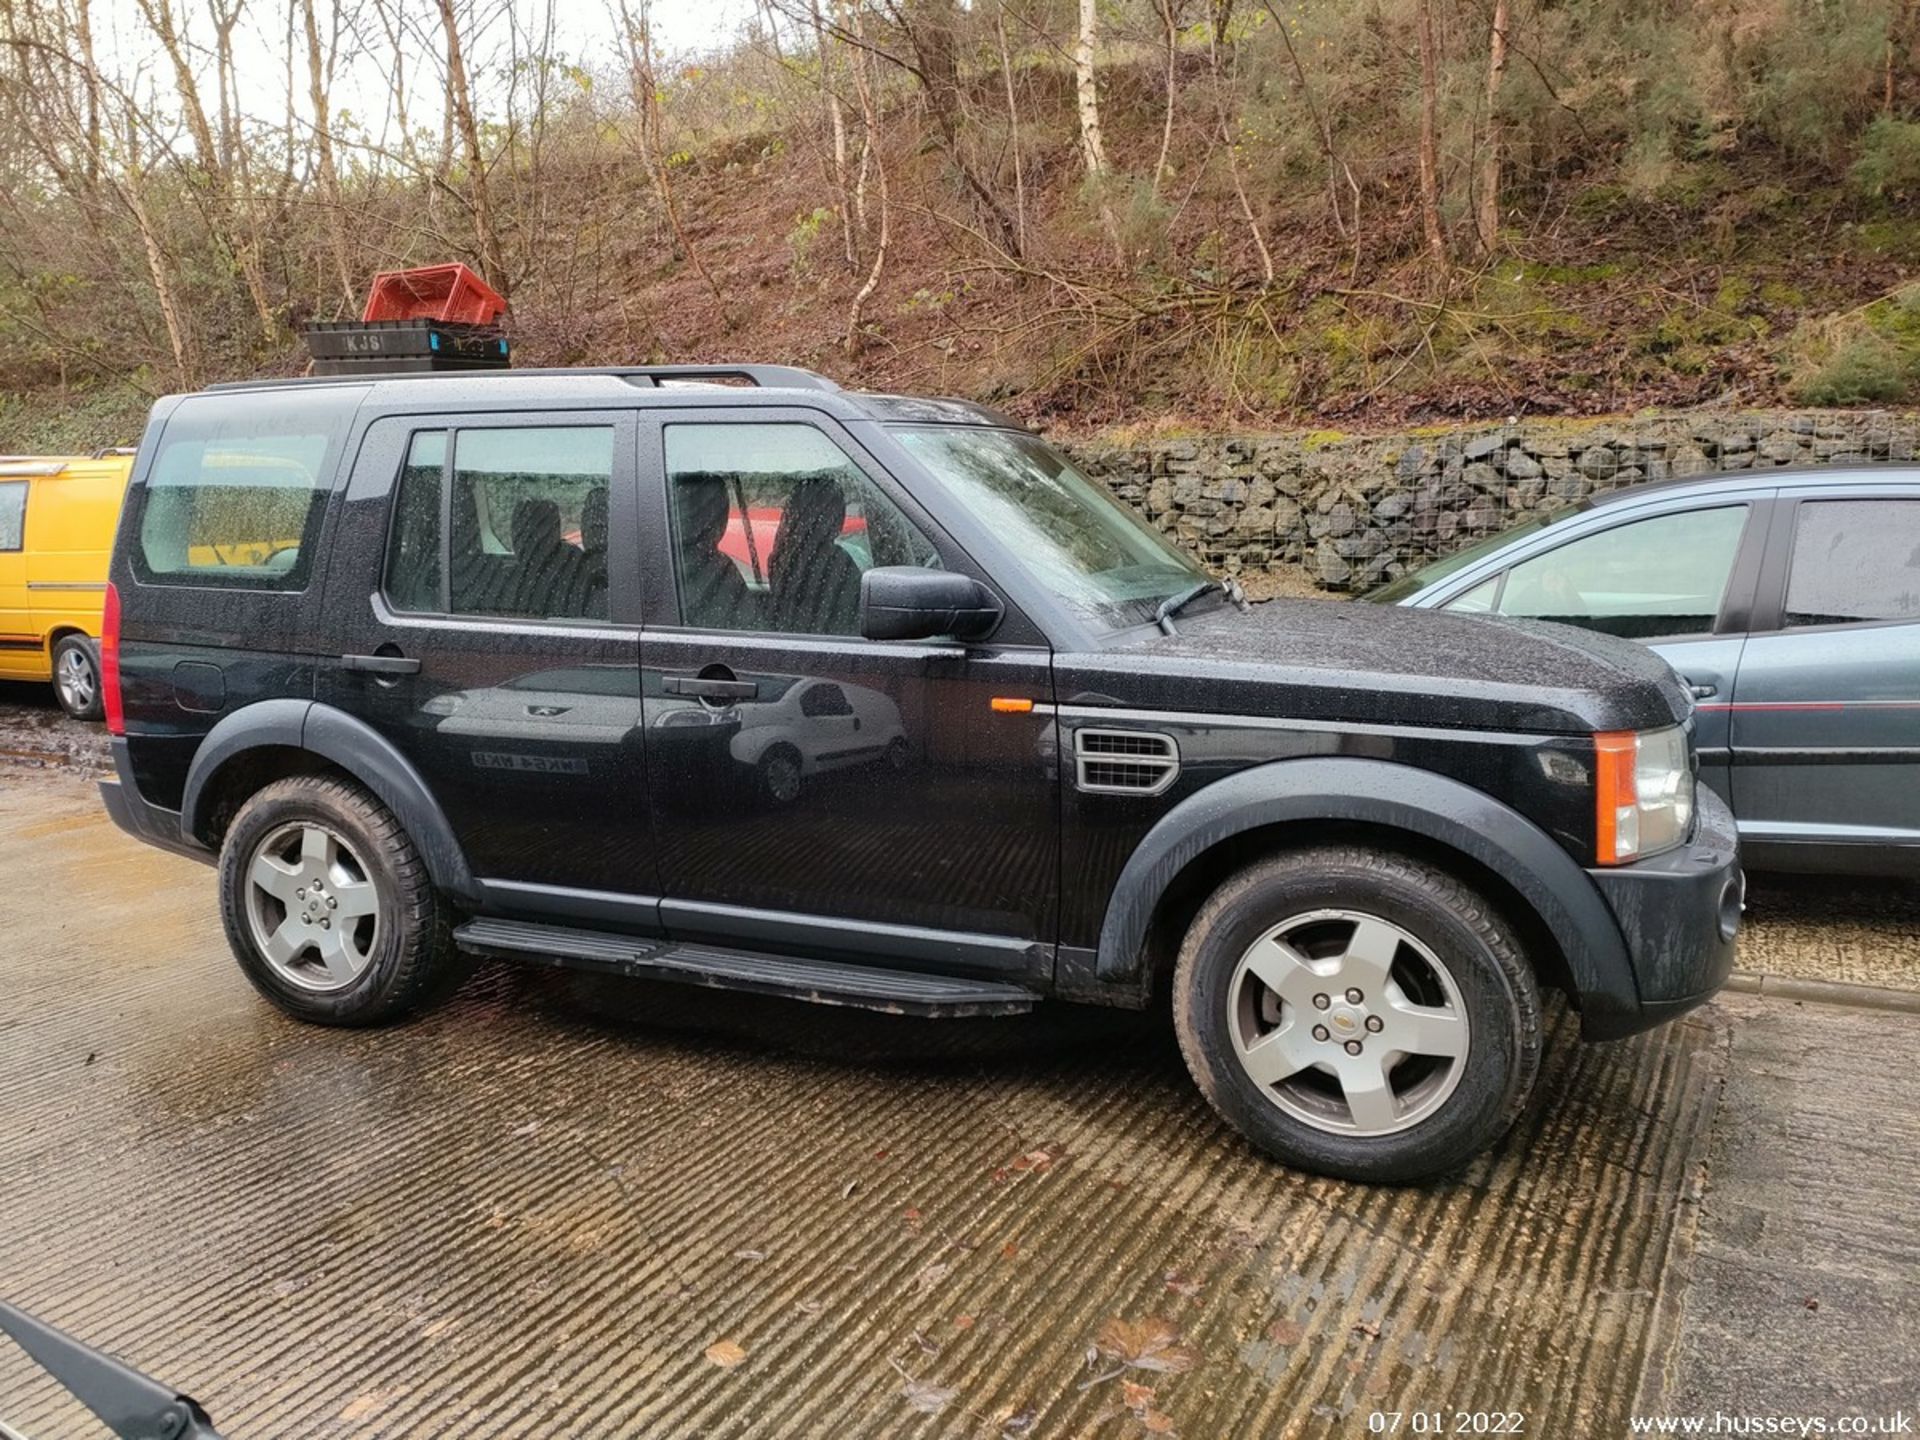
[860,566,1002,642]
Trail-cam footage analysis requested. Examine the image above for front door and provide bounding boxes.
[1732,491,1920,856]
[0,475,34,678]
[636,412,1057,982]
[320,410,656,904]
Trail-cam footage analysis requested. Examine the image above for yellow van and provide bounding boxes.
[0,450,135,718]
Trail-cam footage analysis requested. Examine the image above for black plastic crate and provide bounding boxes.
[301,318,509,368]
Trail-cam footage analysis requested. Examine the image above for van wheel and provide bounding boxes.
[52,635,103,721]
[1172,846,1541,1184]
[218,776,464,1026]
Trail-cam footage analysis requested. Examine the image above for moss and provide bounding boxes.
[1791,337,1917,405]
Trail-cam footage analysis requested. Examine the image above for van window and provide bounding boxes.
[134,392,349,589]
[0,481,24,551]
[382,425,613,622]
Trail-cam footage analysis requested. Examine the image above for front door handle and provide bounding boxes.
[665,675,758,701]
[1688,681,1718,700]
[341,652,422,677]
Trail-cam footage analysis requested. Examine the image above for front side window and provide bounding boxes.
[665,422,939,636]
[0,482,24,551]
[1481,505,1749,640]
[1784,500,1920,628]
[891,426,1206,630]
[135,393,347,589]
[384,426,613,621]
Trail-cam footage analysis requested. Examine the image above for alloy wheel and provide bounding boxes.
[1227,908,1470,1136]
[55,647,95,715]
[243,821,382,992]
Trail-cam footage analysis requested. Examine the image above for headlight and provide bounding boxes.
[1593,725,1694,865]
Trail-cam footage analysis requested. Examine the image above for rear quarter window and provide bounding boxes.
[131,390,356,590]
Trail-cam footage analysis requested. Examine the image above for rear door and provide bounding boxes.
[318,409,656,905]
[1730,487,1920,859]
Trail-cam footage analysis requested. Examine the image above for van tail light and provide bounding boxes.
[100,582,125,736]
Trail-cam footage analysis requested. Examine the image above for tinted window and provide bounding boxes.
[1785,500,1920,628]
[1489,505,1748,639]
[385,431,445,613]
[135,392,348,589]
[0,482,23,551]
[665,423,938,636]
[385,426,612,621]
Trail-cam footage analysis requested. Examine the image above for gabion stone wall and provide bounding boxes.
[1065,410,1920,593]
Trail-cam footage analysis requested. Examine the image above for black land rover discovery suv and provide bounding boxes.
[97,364,1742,1182]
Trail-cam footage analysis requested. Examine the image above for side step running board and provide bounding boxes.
[453,917,1039,1018]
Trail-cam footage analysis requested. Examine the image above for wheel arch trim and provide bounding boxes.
[179,699,479,902]
[1093,756,1640,1024]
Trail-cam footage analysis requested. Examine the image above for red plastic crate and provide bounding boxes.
[362,263,507,325]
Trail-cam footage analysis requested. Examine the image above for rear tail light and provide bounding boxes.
[101,581,125,736]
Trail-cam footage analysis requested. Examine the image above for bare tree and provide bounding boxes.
[845,0,888,355]
[1153,0,1182,193]
[1475,0,1510,254]
[300,0,358,309]
[1415,0,1447,273]
[1073,0,1107,179]
[993,3,1025,251]
[807,0,856,269]
[435,0,510,297]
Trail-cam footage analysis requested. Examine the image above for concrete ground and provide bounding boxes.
[2,760,1917,1437]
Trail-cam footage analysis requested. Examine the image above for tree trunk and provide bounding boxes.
[1475,0,1509,254]
[807,0,856,269]
[301,0,358,311]
[435,0,510,299]
[1074,0,1108,178]
[994,5,1026,253]
[846,2,888,357]
[1416,0,1447,273]
[1154,0,1179,192]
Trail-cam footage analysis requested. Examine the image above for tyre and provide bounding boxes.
[51,635,103,721]
[218,775,464,1026]
[1172,846,1542,1183]
[759,744,804,805]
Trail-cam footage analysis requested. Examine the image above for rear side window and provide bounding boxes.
[383,425,614,622]
[0,482,23,551]
[133,392,350,589]
[1784,499,1920,628]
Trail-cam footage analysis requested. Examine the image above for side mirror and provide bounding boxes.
[860,566,1002,642]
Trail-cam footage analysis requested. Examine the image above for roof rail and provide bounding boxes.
[203,363,841,394]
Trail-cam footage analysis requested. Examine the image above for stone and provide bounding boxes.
[1372,493,1412,521]
[1717,432,1754,455]
[1463,462,1502,493]
[1323,501,1358,538]
[1577,447,1618,481]
[1396,445,1430,481]
[1315,540,1352,587]
[1503,450,1544,480]
[1335,530,1386,560]
[1463,433,1506,461]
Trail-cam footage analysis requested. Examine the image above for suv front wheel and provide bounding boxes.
[1172,846,1542,1183]
[218,775,464,1025]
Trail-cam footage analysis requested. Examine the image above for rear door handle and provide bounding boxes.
[665,675,758,700]
[341,652,422,676]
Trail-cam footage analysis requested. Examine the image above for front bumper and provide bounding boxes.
[1579,783,1743,1040]
[97,737,215,867]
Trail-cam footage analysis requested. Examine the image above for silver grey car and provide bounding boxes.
[1372,468,1920,876]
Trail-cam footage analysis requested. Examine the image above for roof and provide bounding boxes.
[1587,462,1920,506]
[192,363,1026,430]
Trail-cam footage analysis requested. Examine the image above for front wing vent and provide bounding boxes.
[1074,728,1179,796]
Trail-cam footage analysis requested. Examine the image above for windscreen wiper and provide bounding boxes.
[1154,577,1247,635]
[0,1302,225,1440]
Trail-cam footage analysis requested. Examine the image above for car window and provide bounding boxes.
[800,682,853,718]
[665,422,939,636]
[385,426,613,622]
[1784,499,1920,628]
[1445,574,1501,614]
[0,482,24,551]
[1488,505,1749,639]
[134,392,347,589]
[385,431,446,614]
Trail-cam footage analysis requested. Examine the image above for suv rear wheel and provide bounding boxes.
[218,775,463,1025]
[1172,846,1542,1183]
